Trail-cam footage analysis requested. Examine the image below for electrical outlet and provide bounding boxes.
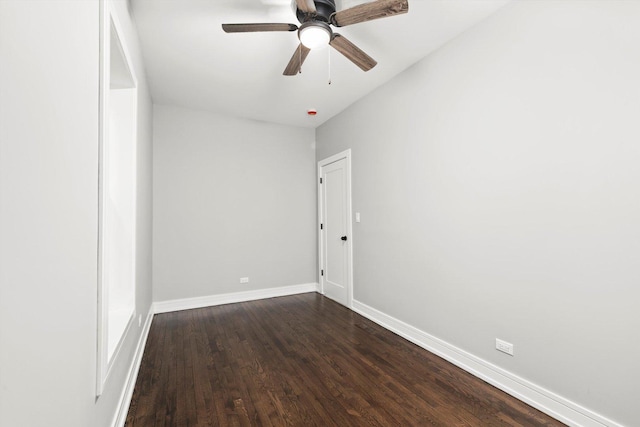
[496,338,514,356]
[240,277,249,284]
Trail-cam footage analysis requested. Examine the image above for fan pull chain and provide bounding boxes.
[299,44,303,74]
[328,47,331,85]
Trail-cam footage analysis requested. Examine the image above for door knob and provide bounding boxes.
[341,236,347,241]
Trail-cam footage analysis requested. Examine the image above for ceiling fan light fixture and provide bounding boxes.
[299,22,331,49]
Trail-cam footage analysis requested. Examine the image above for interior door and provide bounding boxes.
[320,156,350,307]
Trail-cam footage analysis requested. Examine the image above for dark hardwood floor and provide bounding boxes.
[126,293,564,426]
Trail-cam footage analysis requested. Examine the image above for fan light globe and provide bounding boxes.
[299,25,330,49]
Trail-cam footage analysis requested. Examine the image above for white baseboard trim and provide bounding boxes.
[351,299,621,427]
[113,308,154,427]
[153,283,318,314]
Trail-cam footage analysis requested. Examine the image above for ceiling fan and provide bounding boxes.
[222,0,409,76]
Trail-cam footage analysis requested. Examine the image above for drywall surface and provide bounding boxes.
[153,105,316,302]
[316,1,640,425]
[0,1,153,426]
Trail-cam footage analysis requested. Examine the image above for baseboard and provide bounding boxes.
[112,308,154,427]
[153,283,318,314]
[351,299,621,427]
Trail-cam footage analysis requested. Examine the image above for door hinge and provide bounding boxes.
[321,269,324,276]
[320,177,323,184]
[320,223,323,230]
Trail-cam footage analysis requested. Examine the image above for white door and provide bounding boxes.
[319,152,352,307]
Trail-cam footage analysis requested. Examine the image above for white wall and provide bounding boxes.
[153,105,316,302]
[316,1,640,426]
[0,1,153,426]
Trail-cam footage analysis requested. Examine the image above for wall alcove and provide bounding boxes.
[97,0,138,396]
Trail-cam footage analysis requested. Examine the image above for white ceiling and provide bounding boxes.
[132,0,510,128]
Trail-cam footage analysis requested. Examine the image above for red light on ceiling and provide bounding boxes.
[307,109,317,116]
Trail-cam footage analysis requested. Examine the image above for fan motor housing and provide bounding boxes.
[296,0,336,23]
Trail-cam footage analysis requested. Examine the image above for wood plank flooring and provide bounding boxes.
[126,293,565,426]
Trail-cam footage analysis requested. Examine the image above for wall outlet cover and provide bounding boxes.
[496,338,514,356]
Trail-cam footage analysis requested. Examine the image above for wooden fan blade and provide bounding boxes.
[295,0,317,14]
[329,34,377,71]
[283,44,311,76]
[331,0,408,27]
[222,23,298,33]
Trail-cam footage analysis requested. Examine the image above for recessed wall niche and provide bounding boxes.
[97,2,138,396]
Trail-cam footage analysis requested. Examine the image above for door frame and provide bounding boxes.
[317,149,353,308]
